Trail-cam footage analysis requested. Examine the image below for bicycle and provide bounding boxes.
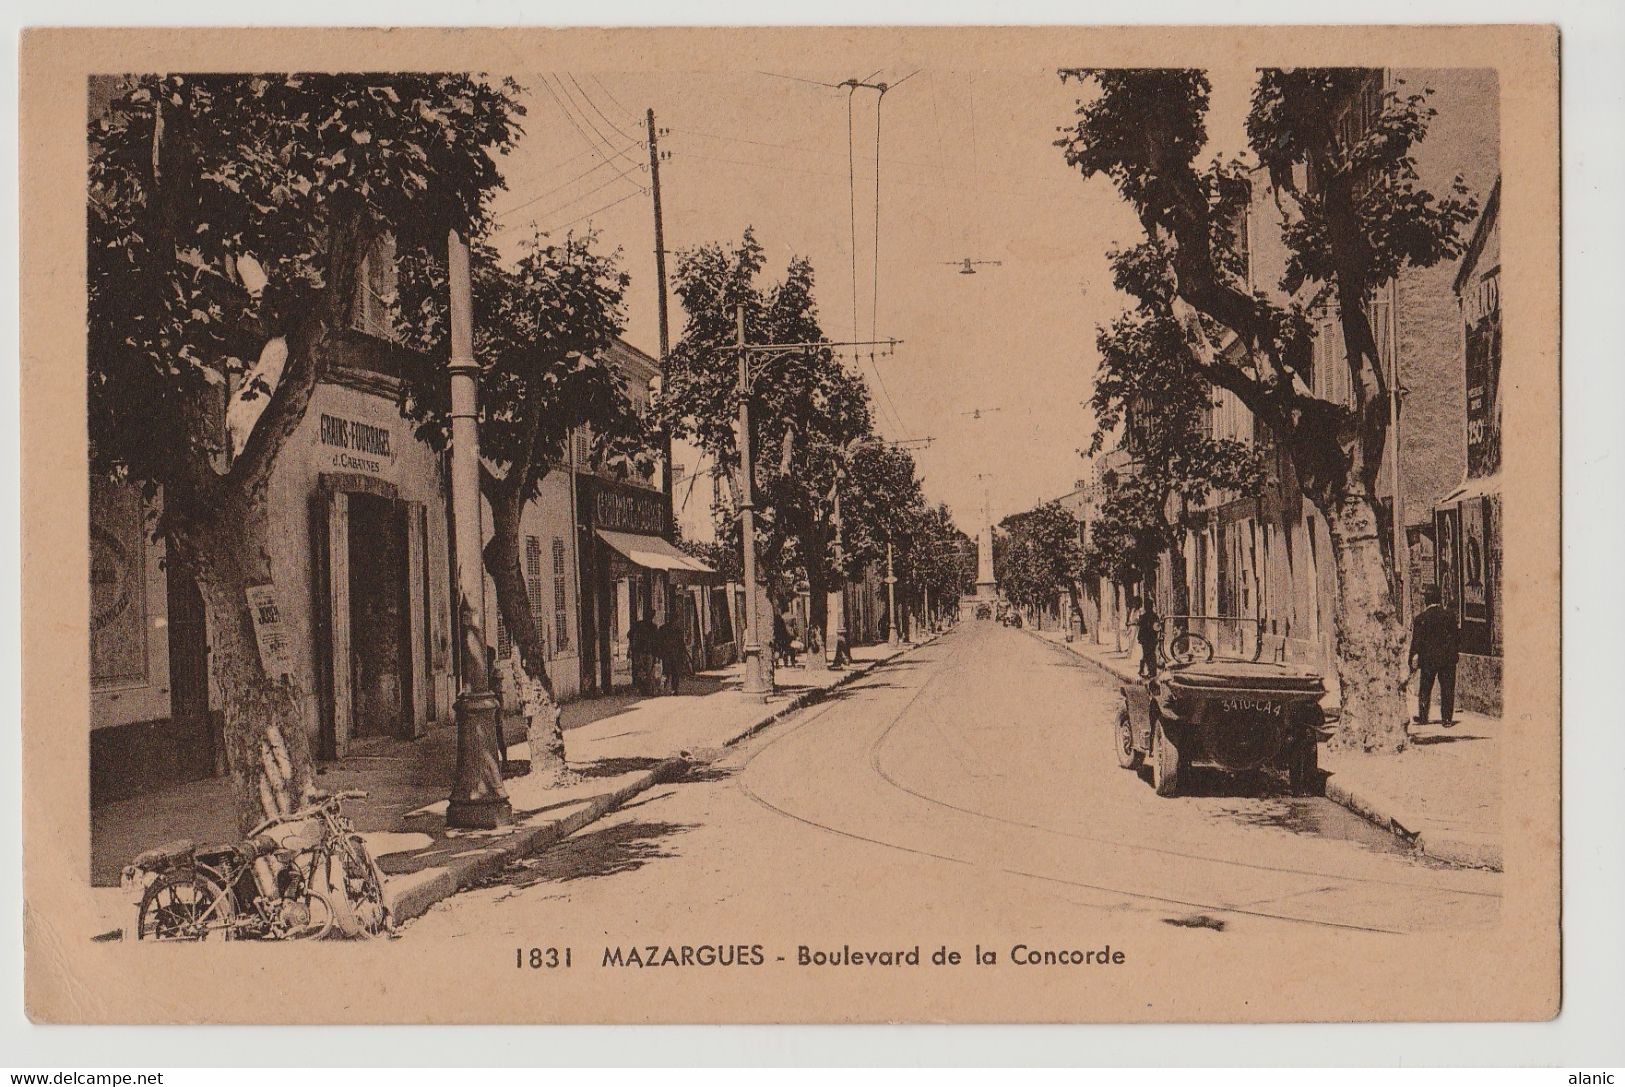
[127,789,390,941]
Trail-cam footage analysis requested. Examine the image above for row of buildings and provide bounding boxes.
[89,262,905,809]
[1018,68,1504,717]
[88,306,733,804]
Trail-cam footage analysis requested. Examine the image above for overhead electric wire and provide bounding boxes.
[568,73,641,146]
[841,77,910,443]
[755,70,847,89]
[539,75,647,191]
[662,126,1065,197]
[542,186,647,235]
[547,74,645,170]
[493,156,618,221]
[501,167,641,228]
[588,74,639,124]
[847,86,861,351]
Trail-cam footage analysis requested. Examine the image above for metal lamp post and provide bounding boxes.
[444,230,513,830]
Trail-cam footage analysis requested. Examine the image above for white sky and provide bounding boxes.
[487,68,1251,532]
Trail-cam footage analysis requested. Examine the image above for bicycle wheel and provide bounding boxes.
[136,870,235,941]
[334,833,390,936]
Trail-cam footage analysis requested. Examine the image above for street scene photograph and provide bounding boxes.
[19,23,1562,1027]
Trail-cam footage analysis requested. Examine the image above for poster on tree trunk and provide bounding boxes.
[17,22,1571,1049]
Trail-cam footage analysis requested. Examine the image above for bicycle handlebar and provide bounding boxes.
[247,790,370,836]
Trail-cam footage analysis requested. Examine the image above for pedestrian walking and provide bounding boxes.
[658,615,688,695]
[1408,587,1461,726]
[628,610,659,696]
[1133,596,1161,678]
[773,608,797,668]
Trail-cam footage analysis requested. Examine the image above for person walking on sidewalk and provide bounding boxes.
[1409,587,1461,726]
[658,614,688,695]
[1133,597,1162,678]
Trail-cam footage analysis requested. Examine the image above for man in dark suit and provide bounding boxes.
[1409,587,1461,726]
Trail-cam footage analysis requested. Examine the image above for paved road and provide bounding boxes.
[404,620,1500,943]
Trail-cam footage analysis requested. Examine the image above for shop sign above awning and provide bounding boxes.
[595,528,716,575]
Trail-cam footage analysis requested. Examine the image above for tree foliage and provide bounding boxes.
[395,232,646,497]
[997,501,1087,612]
[88,72,526,828]
[657,230,877,603]
[90,73,524,497]
[1057,66,1479,750]
[1056,66,1475,513]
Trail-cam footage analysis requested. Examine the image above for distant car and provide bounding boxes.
[1114,621,1330,797]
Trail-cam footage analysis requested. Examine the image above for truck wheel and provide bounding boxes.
[1115,703,1142,770]
[1151,716,1182,797]
[1289,738,1321,796]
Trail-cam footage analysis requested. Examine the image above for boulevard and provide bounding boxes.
[404,620,1500,942]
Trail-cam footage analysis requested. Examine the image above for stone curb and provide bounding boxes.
[384,755,690,926]
[721,638,929,748]
[1026,627,1503,872]
[387,638,932,926]
[1321,775,1503,872]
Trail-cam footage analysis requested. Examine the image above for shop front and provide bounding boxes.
[575,475,712,693]
[276,364,456,759]
[1435,185,1502,715]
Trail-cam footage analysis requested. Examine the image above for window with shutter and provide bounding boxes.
[526,535,545,656]
[552,538,570,652]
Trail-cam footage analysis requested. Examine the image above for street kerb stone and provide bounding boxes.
[390,636,934,925]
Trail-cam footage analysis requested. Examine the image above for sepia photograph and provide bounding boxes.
[17,22,1565,1031]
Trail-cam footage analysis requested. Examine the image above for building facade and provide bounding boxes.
[1081,69,1501,707]
[90,313,681,803]
[1435,176,1503,714]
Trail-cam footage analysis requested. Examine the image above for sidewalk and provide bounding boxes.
[89,638,929,937]
[1029,627,1502,871]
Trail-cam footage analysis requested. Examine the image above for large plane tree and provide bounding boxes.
[88,74,523,832]
[1058,68,1477,751]
[396,233,642,783]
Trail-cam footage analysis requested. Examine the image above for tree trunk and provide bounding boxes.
[172,500,317,837]
[1168,535,1191,616]
[807,567,829,665]
[484,488,576,784]
[1065,581,1085,634]
[1318,490,1409,753]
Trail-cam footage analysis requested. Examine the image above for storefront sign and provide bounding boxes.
[245,582,295,677]
[319,412,396,476]
[587,479,666,535]
[1463,270,1502,478]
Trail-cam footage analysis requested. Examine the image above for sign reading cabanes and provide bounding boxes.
[319,413,396,475]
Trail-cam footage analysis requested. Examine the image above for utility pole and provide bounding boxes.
[885,539,900,647]
[444,230,512,830]
[823,468,849,671]
[818,434,930,671]
[648,108,675,541]
[735,305,771,698]
[734,321,905,690]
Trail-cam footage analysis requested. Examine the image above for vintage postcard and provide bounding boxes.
[20,24,1560,1024]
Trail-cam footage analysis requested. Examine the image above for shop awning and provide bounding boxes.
[1438,473,1501,505]
[595,528,717,575]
